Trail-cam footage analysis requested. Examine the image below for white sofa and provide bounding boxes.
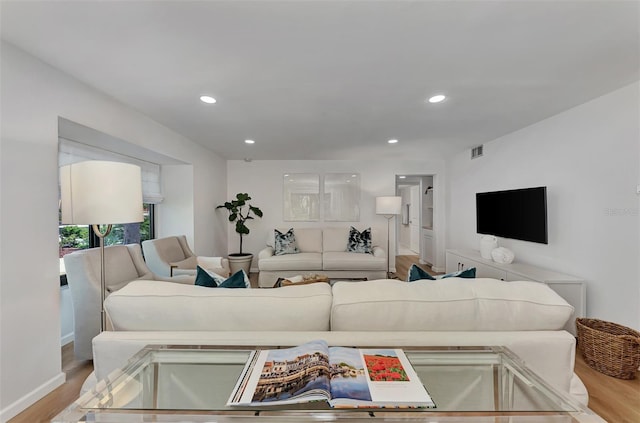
[91,278,588,404]
[257,227,387,287]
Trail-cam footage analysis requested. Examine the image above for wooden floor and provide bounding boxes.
[8,343,93,423]
[11,257,639,422]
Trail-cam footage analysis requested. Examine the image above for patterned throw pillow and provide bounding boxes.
[347,226,372,254]
[195,266,250,288]
[274,228,300,256]
[407,264,476,282]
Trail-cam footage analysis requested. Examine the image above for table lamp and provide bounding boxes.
[375,196,402,278]
[60,160,143,331]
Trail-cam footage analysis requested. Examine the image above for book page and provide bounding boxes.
[361,348,434,405]
[328,346,372,402]
[228,340,331,406]
[329,347,435,408]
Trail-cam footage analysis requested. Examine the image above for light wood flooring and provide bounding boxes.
[10,258,639,422]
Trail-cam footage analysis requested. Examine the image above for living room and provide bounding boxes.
[1,1,639,421]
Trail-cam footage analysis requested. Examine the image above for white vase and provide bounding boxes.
[480,235,498,259]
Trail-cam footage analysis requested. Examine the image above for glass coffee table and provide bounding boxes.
[54,345,605,422]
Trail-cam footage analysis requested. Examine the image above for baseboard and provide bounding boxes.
[61,332,74,346]
[432,265,445,273]
[0,372,65,422]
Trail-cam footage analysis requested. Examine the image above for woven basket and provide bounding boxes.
[576,318,640,379]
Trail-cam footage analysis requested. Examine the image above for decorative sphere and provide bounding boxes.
[491,247,515,264]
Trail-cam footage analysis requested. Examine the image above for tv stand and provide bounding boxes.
[446,249,585,336]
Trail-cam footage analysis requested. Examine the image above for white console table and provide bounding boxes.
[446,249,585,336]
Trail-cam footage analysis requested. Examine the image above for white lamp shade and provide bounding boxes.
[60,161,144,224]
[375,196,402,215]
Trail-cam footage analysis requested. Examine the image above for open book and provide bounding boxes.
[227,340,435,409]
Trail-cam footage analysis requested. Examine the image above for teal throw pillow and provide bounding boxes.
[195,265,218,287]
[195,266,250,288]
[218,270,249,288]
[407,264,476,282]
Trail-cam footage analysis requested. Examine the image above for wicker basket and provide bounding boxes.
[576,318,640,379]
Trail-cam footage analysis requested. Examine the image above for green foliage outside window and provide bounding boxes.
[59,204,154,250]
[59,225,90,249]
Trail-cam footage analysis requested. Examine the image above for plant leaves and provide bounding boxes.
[236,221,250,234]
[250,206,263,217]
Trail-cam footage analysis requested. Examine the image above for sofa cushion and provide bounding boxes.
[331,279,574,331]
[323,252,386,271]
[322,228,350,252]
[259,252,323,271]
[170,255,197,269]
[153,237,187,263]
[104,280,333,331]
[101,247,145,292]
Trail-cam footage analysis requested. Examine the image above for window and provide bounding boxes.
[59,204,155,286]
[58,130,165,286]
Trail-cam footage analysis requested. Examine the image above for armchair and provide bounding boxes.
[142,235,229,278]
[64,244,162,360]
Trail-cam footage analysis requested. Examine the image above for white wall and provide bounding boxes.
[158,165,195,246]
[447,82,640,330]
[226,159,446,272]
[59,285,74,345]
[0,42,227,420]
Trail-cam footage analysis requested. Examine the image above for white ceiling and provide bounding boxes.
[2,0,638,161]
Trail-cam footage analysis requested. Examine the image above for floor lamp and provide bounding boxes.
[375,196,402,279]
[60,161,143,331]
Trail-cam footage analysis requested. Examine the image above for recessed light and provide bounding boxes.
[244,139,255,144]
[284,174,289,177]
[428,94,446,103]
[351,174,357,178]
[200,95,216,104]
[388,139,398,144]
[399,175,406,179]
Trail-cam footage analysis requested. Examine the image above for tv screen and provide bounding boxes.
[476,187,548,244]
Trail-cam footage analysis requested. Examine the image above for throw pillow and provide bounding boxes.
[347,226,372,254]
[407,264,476,282]
[195,266,250,288]
[274,228,300,256]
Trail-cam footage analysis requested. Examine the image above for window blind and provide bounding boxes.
[58,138,163,204]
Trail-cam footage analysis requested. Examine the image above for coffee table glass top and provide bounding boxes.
[54,345,603,422]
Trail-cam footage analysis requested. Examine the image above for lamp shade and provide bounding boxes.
[60,161,143,225]
[375,196,402,215]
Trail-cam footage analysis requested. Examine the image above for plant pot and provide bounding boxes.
[228,253,253,276]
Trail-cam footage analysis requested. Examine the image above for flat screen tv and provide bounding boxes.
[476,186,548,244]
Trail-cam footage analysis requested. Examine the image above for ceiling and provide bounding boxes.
[2,1,639,161]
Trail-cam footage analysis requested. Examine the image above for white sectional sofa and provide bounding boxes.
[91,277,588,404]
[257,227,387,287]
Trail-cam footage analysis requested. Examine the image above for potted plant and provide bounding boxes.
[216,193,263,275]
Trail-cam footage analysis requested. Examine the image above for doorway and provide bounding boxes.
[395,174,435,266]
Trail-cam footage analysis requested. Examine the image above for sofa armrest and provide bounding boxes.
[372,246,385,258]
[259,247,275,260]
